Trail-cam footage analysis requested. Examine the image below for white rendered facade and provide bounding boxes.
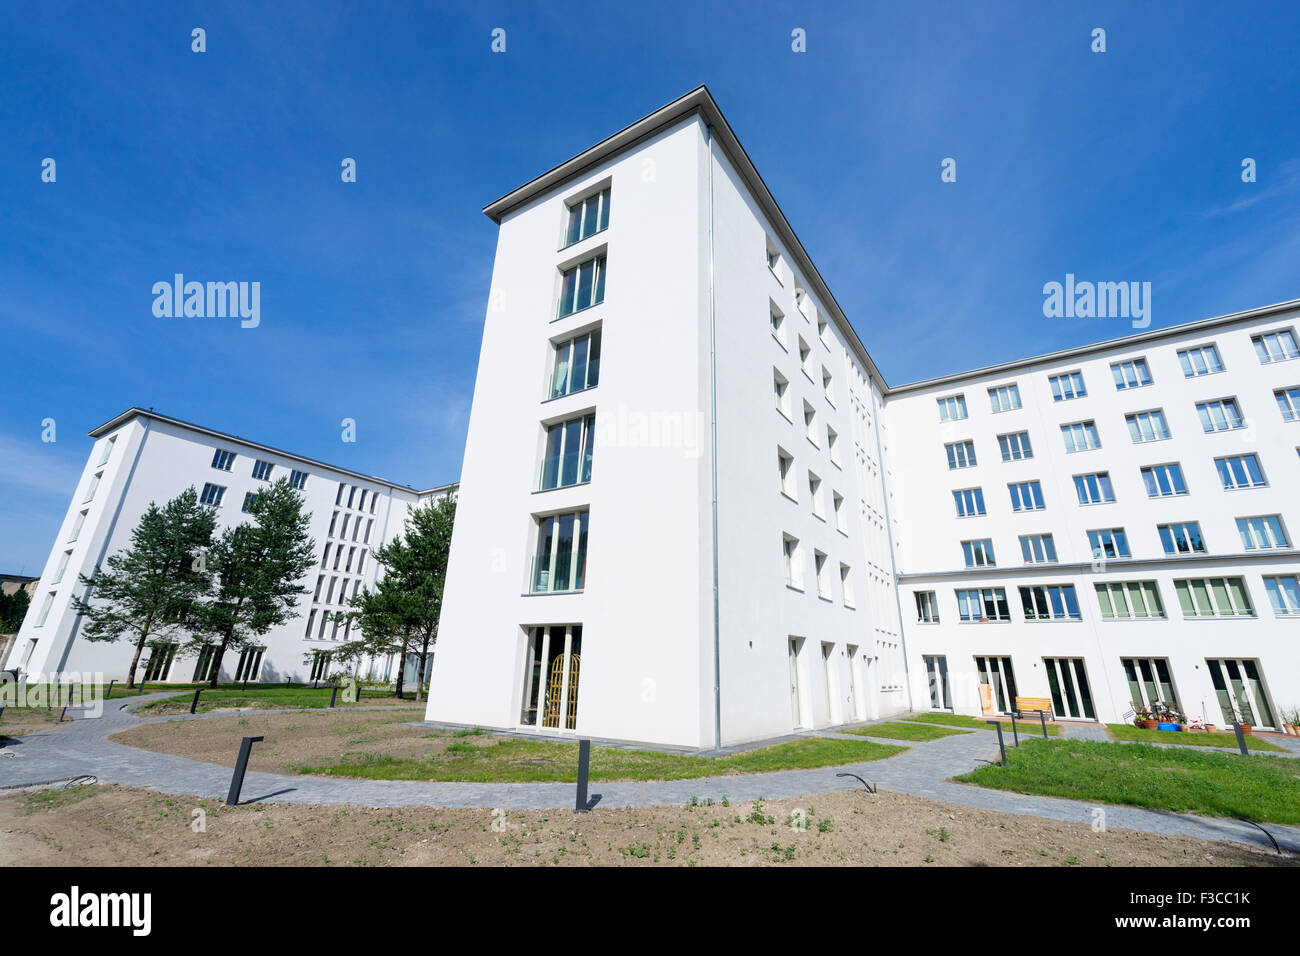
[426,87,1300,747]
[7,408,454,686]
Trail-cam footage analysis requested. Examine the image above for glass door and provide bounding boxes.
[975,656,1017,714]
[1043,657,1096,719]
[1207,658,1275,729]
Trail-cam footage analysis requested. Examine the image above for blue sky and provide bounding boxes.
[2,1,1298,572]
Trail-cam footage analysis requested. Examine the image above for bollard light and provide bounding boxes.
[226,735,265,806]
[575,739,592,813]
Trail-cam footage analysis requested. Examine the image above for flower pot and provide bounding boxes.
[1205,724,1216,733]
[1285,724,1298,736]
[1240,725,1253,735]
[1142,720,1159,729]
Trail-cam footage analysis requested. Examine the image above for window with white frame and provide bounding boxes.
[1262,576,1300,616]
[51,549,71,585]
[564,186,610,247]
[1048,371,1086,401]
[817,315,831,348]
[998,431,1032,461]
[1095,581,1165,620]
[961,538,996,568]
[1018,534,1057,564]
[1019,584,1081,621]
[1174,577,1253,617]
[814,550,830,598]
[1061,421,1101,453]
[1274,386,1300,422]
[68,509,87,542]
[770,302,786,346]
[766,237,782,276]
[832,492,846,533]
[211,449,235,471]
[988,384,1021,413]
[35,592,54,627]
[1126,409,1170,443]
[1158,521,1206,554]
[937,394,967,422]
[808,472,824,518]
[803,401,817,444]
[241,492,259,513]
[777,448,796,499]
[839,564,854,607]
[200,483,226,506]
[531,510,589,593]
[822,368,834,404]
[1111,358,1152,390]
[1141,463,1187,498]
[1088,528,1131,559]
[556,254,606,318]
[1073,472,1114,505]
[539,413,595,490]
[953,487,986,517]
[97,436,116,466]
[783,534,803,589]
[774,370,791,419]
[798,337,812,376]
[1236,515,1289,550]
[945,440,977,469]
[915,591,940,623]
[252,459,274,481]
[956,587,1009,622]
[1009,480,1044,512]
[1177,344,1223,377]
[1252,328,1300,364]
[82,473,100,503]
[826,426,840,465]
[289,469,308,490]
[1196,398,1244,433]
[550,328,602,399]
[1215,453,1266,490]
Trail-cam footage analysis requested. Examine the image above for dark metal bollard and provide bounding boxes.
[1039,711,1049,738]
[242,677,249,693]
[139,679,148,695]
[329,686,338,708]
[106,680,116,700]
[59,706,67,723]
[1232,722,1250,756]
[575,739,591,813]
[226,735,265,806]
[1009,713,1019,746]
[988,721,1007,766]
[190,687,203,714]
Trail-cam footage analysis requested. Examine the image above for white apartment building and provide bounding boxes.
[6,408,454,686]
[425,86,1300,748]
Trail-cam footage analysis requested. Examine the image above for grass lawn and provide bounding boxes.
[1107,723,1288,753]
[956,738,1300,825]
[842,721,971,741]
[904,712,1061,737]
[299,734,906,783]
[139,686,422,715]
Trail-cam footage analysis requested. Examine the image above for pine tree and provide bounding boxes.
[0,587,31,633]
[69,488,216,687]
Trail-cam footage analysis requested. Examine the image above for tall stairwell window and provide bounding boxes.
[557,254,606,318]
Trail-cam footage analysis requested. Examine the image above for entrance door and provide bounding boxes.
[1042,657,1096,719]
[821,642,839,725]
[1122,657,1179,712]
[845,644,861,720]
[520,625,582,731]
[974,656,1017,714]
[924,655,951,710]
[1207,658,1275,729]
[788,638,805,728]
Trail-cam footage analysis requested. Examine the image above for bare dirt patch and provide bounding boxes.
[0,707,75,744]
[0,783,1292,868]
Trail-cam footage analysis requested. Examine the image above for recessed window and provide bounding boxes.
[1061,421,1101,453]
[817,315,830,348]
[241,492,259,513]
[289,469,308,490]
[998,432,1032,461]
[211,449,235,471]
[1096,582,1165,620]
[1073,472,1115,505]
[802,401,817,445]
[783,534,803,589]
[826,426,840,465]
[550,328,601,399]
[1018,534,1057,564]
[778,448,797,499]
[1252,328,1299,364]
[774,370,792,419]
[531,510,589,593]
[96,436,116,467]
[1215,454,1266,490]
[832,492,846,533]
[252,460,274,481]
[1263,576,1300,615]
[1177,344,1223,378]
[68,510,87,543]
[200,483,226,506]
[945,440,977,470]
[1019,585,1081,621]
[1125,410,1170,443]
[1158,521,1206,554]
[1087,528,1131,559]
[839,564,854,608]
[539,413,595,490]
[916,591,940,623]
[35,592,54,627]
[961,538,996,568]
[822,368,834,404]
[808,472,824,518]
[564,186,610,247]
[1273,386,1300,422]
[766,238,782,277]
[814,550,830,598]
[1174,577,1253,617]
[1236,515,1289,550]
[1196,398,1244,433]
[82,473,100,503]
[954,487,986,517]
[988,384,1021,413]
[1141,463,1187,498]
[51,550,72,585]
[1048,371,1086,401]
[1111,358,1152,390]
[937,394,968,422]
[1008,480,1044,512]
[798,337,811,376]
[557,254,606,318]
[956,588,1009,622]
[770,302,786,346]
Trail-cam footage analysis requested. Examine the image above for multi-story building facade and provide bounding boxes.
[426,86,1300,747]
[6,408,454,685]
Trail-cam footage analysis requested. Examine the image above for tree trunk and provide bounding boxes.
[393,638,406,700]
[208,632,231,688]
[415,632,433,703]
[127,613,154,688]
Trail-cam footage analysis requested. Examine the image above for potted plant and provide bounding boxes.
[1282,706,1299,736]
[1153,702,1184,732]
[1133,704,1158,730]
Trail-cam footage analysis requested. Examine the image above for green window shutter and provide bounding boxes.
[1175,581,1195,617]
[1095,583,1114,619]
[1227,577,1252,615]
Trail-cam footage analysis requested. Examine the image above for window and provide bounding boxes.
[1236,515,1289,550]
[564,186,610,246]
[794,286,809,317]
[241,492,259,513]
[961,539,996,568]
[808,472,824,518]
[1253,328,1299,364]
[1177,344,1223,377]
[289,469,308,490]
[364,519,373,542]
[1274,386,1300,422]
[200,483,226,506]
[839,564,854,607]
[937,394,967,422]
[531,511,589,593]
[770,302,786,345]
[822,368,834,404]
[774,370,791,419]
[814,551,830,598]
[234,647,264,683]
[347,487,357,508]
[1158,521,1206,555]
[945,440,977,470]
[832,492,846,533]
[251,459,274,481]
[320,543,331,569]
[550,328,602,399]
[1008,480,1044,512]
[1263,576,1300,616]
[335,483,345,505]
[1111,358,1152,390]
[539,413,595,490]
[1073,472,1114,505]
[956,588,1010,622]
[1088,528,1131,559]
[1018,534,1057,564]
[211,449,235,471]
[1215,453,1266,490]
[1125,410,1170,443]
[826,426,840,465]
[998,432,1033,461]
[339,515,350,539]
[782,534,803,589]
[798,337,811,376]
[356,550,366,573]
[777,449,796,498]
[1196,398,1244,433]
[96,436,116,466]
[915,591,940,623]
[1048,371,1086,401]
[68,509,87,543]
[1123,658,1179,711]
[802,401,817,444]
[953,487,986,517]
[328,511,338,536]
[304,610,317,638]
[51,550,71,585]
[357,490,368,512]
[556,254,606,318]
[1060,421,1101,453]
[1141,463,1187,498]
[1095,582,1165,620]
[83,473,100,503]
[1019,585,1081,621]
[988,384,1021,413]
[766,238,782,276]
[1174,577,1253,617]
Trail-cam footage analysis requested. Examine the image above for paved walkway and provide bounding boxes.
[1,696,1297,854]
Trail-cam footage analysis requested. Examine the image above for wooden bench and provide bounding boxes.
[1014,697,1055,720]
